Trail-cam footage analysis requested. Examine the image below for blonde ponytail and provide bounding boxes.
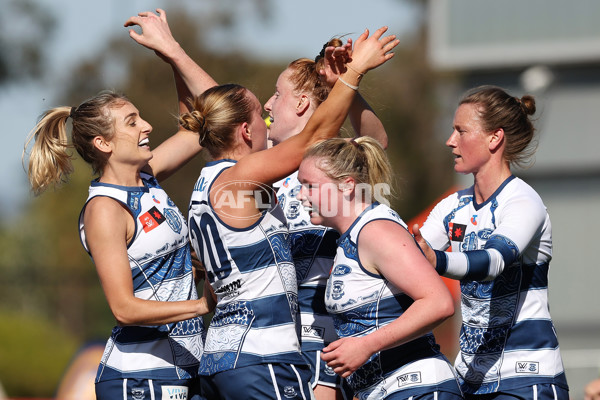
[24,107,74,195]
[304,137,393,203]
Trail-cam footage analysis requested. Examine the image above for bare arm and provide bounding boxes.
[319,39,388,149]
[321,220,454,378]
[232,27,398,186]
[84,197,212,326]
[125,9,210,180]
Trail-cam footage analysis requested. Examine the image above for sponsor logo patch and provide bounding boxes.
[515,361,539,374]
[139,206,166,233]
[162,385,188,400]
[397,371,422,387]
[301,325,325,339]
[450,223,467,242]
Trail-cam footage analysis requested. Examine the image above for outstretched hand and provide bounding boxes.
[124,8,179,62]
[347,27,399,75]
[319,39,352,87]
[412,223,437,268]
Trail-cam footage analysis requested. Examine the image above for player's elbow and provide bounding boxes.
[437,294,455,322]
[111,305,139,326]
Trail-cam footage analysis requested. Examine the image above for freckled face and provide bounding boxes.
[263,68,305,146]
[447,103,493,175]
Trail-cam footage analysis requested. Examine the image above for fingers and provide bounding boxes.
[371,26,389,40]
[123,15,140,27]
[156,8,168,22]
[412,223,421,236]
[354,28,370,46]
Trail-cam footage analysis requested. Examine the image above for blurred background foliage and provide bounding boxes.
[0,0,457,397]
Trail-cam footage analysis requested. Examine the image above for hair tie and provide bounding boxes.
[350,138,362,149]
[315,43,328,62]
[69,106,77,119]
[515,97,524,108]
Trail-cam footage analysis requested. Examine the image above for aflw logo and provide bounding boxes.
[515,361,539,374]
[397,371,421,387]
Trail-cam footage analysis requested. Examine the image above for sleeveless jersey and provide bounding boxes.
[326,203,461,396]
[274,171,340,351]
[78,172,205,382]
[419,176,568,395]
[188,160,305,375]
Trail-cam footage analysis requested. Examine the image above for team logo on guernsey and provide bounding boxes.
[131,387,145,400]
[397,371,421,387]
[139,206,166,233]
[515,361,539,374]
[163,208,183,234]
[331,280,345,300]
[282,177,291,188]
[152,194,160,204]
[287,200,301,219]
[471,214,478,225]
[449,222,467,242]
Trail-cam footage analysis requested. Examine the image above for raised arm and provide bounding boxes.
[319,39,388,149]
[233,27,398,185]
[125,9,215,181]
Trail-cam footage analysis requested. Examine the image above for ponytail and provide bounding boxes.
[24,107,74,195]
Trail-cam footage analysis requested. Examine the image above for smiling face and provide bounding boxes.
[297,156,342,228]
[447,103,494,175]
[105,101,153,167]
[263,68,309,146]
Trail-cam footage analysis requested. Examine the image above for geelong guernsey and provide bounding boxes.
[188,160,305,375]
[326,203,461,397]
[419,176,568,395]
[274,171,340,351]
[78,172,205,382]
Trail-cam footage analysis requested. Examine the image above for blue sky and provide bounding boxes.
[1,0,419,221]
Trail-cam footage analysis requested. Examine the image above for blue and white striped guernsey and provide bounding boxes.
[78,172,205,382]
[419,175,569,395]
[326,203,462,398]
[274,171,340,351]
[188,160,305,375]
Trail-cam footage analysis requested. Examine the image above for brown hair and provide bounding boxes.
[286,38,345,107]
[179,84,253,159]
[24,90,129,195]
[460,85,537,168]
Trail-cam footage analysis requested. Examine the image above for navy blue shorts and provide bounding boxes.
[201,363,313,400]
[95,377,206,400]
[302,350,354,399]
[464,384,569,400]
